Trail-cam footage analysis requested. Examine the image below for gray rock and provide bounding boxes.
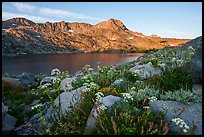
[40,76,55,86]
[16,72,35,81]
[13,122,42,135]
[44,86,87,120]
[2,113,17,135]
[2,103,8,120]
[30,100,40,106]
[2,72,37,90]
[149,100,202,135]
[192,84,202,96]
[60,77,76,91]
[109,78,123,88]
[85,95,124,135]
[17,72,37,87]
[181,36,202,81]
[129,62,161,79]
[29,114,41,124]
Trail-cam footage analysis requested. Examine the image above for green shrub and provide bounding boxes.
[95,102,169,135]
[159,65,193,91]
[160,88,202,103]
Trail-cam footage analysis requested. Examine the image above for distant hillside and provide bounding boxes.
[2,17,191,56]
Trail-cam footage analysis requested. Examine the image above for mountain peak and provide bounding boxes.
[96,18,128,30]
[2,17,35,29]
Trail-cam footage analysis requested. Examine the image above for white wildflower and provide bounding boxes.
[52,77,61,84]
[149,96,157,102]
[121,93,133,102]
[184,125,189,130]
[41,83,52,89]
[130,87,136,91]
[99,104,107,111]
[148,62,153,66]
[183,129,188,133]
[172,57,177,63]
[31,103,43,110]
[88,67,94,71]
[143,106,150,109]
[51,68,61,76]
[95,92,104,101]
[171,118,190,133]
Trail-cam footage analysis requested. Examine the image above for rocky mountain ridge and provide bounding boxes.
[2,17,191,56]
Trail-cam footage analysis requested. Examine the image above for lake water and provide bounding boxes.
[2,53,144,75]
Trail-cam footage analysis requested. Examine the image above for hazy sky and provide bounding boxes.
[2,2,202,39]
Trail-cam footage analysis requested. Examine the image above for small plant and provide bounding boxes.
[98,87,120,96]
[95,102,169,135]
[160,88,202,103]
[159,65,193,91]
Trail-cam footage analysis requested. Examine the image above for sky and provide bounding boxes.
[2,2,202,39]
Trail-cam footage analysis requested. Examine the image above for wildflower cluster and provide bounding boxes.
[171,118,190,133]
[139,45,196,71]
[97,66,108,74]
[98,104,107,111]
[40,83,52,90]
[82,64,94,74]
[51,68,61,76]
[81,74,94,83]
[95,92,104,101]
[31,103,43,110]
[83,82,100,92]
[120,93,133,102]
[52,77,61,88]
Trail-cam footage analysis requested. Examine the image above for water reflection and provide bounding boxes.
[2,53,143,75]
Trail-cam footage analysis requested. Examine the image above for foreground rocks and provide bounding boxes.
[40,76,55,86]
[44,86,87,120]
[2,103,17,135]
[60,77,76,91]
[85,95,124,135]
[149,100,202,135]
[192,84,202,96]
[181,36,202,81]
[2,72,37,91]
[129,62,161,79]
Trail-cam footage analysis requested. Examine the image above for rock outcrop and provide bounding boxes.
[2,103,17,135]
[44,86,87,120]
[149,100,202,135]
[2,72,37,91]
[129,62,161,79]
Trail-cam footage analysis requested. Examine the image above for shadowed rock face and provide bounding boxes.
[184,36,202,81]
[2,18,191,56]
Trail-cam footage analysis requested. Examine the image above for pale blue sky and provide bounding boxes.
[2,2,202,39]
